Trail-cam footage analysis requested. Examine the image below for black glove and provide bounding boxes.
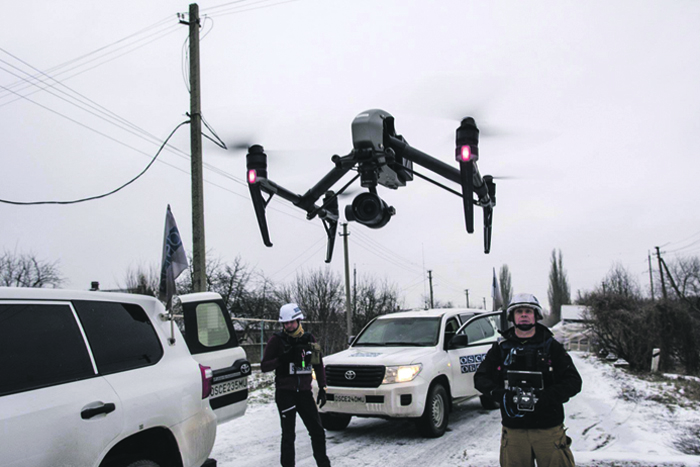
[490,388,507,402]
[316,388,327,408]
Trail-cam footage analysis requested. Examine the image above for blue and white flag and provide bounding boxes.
[491,267,504,311]
[159,205,188,310]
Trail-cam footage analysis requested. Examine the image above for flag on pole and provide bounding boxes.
[158,205,188,311]
[491,267,504,311]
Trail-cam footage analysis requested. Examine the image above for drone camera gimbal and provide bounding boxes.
[245,109,496,263]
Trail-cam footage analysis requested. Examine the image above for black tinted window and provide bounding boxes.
[0,303,95,396]
[74,301,163,375]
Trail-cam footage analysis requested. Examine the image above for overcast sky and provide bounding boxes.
[2,0,699,310]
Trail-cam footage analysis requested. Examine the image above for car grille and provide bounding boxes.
[325,365,385,388]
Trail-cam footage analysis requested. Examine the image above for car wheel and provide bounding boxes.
[320,413,352,431]
[479,394,500,410]
[124,460,160,467]
[417,383,449,438]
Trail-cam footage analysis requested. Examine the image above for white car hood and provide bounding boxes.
[325,346,435,366]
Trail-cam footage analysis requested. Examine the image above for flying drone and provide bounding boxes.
[245,109,496,263]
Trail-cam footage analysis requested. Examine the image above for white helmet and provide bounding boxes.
[279,303,304,323]
[506,293,547,321]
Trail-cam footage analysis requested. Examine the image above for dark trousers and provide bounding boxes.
[276,390,331,467]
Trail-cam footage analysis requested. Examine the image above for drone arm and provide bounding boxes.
[259,177,341,260]
[297,153,354,210]
[386,135,491,201]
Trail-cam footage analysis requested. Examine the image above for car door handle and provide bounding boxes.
[81,403,116,420]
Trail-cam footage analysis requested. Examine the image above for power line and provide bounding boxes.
[352,229,424,273]
[0,49,251,192]
[203,0,303,18]
[0,23,180,107]
[0,121,189,205]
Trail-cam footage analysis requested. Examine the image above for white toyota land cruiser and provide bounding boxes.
[0,287,249,467]
[316,308,502,437]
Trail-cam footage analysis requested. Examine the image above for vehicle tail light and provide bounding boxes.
[199,364,213,399]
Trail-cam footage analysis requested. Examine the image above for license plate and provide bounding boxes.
[333,394,365,403]
[211,377,247,399]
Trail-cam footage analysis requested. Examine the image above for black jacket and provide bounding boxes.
[474,324,582,429]
[261,331,327,392]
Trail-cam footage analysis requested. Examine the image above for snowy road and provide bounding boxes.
[212,353,700,466]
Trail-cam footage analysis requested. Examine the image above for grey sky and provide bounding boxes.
[2,0,699,309]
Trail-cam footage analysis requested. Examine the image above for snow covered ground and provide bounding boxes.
[212,352,700,466]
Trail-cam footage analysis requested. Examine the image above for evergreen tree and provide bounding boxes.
[499,264,513,306]
[547,249,571,323]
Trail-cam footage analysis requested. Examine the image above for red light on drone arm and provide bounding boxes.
[247,169,257,184]
[459,145,472,162]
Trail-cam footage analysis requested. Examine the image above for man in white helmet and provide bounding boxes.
[475,293,582,467]
[261,303,331,467]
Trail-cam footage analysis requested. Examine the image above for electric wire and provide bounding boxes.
[432,270,471,295]
[0,49,259,198]
[0,57,177,153]
[666,239,700,255]
[400,274,428,293]
[0,61,309,223]
[268,238,326,279]
[275,240,328,282]
[182,34,191,93]
[0,121,189,205]
[351,237,424,276]
[0,23,181,107]
[201,0,253,11]
[202,0,303,18]
[352,229,424,273]
[200,114,228,149]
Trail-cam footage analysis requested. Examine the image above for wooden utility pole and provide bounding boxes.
[428,270,434,309]
[648,250,655,300]
[655,246,667,300]
[341,223,352,342]
[188,3,206,292]
[464,289,470,308]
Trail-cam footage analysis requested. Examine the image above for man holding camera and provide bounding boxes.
[475,293,582,467]
[261,303,331,467]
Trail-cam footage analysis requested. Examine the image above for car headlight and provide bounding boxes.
[382,364,422,384]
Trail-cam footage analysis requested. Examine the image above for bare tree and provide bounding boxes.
[548,249,571,323]
[122,263,159,296]
[499,264,513,306]
[601,262,641,298]
[352,275,402,332]
[0,250,63,288]
[277,268,346,354]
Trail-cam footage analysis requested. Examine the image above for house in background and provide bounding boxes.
[561,304,589,323]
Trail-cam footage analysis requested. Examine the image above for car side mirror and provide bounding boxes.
[348,335,355,346]
[448,334,469,349]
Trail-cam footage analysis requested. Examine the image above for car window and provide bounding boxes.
[444,317,459,343]
[355,317,441,346]
[459,312,477,323]
[196,302,231,347]
[73,300,163,375]
[461,320,485,343]
[0,303,95,396]
[459,314,500,346]
[478,319,496,339]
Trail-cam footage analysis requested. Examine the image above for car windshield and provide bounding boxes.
[354,317,441,347]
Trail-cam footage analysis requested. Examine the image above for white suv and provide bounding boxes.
[317,308,502,437]
[0,287,250,467]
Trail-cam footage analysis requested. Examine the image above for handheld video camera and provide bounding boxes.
[506,370,544,412]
